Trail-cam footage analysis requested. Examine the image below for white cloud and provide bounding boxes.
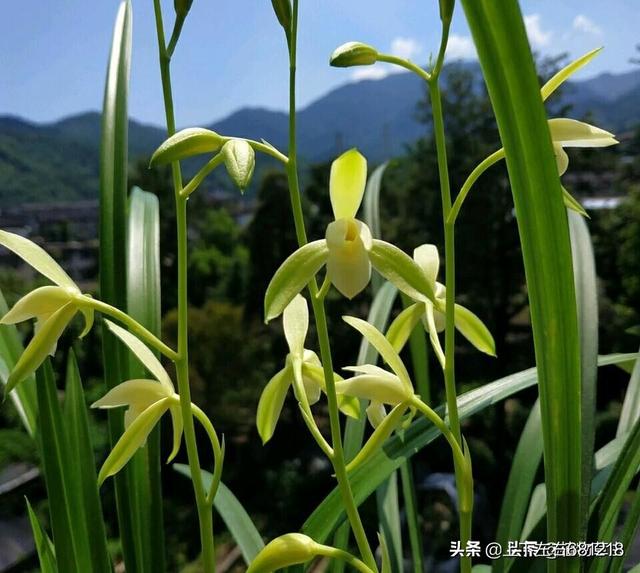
[351,67,389,81]
[572,14,602,36]
[446,35,477,60]
[524,14,552,48]
[390,36,422,60]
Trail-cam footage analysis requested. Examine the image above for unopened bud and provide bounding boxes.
[270,0,292,33]
[222,139,255,192]
[174,0,193,20]
[247,534,319,573]
[439,0,454,24]
[330,42,378,67]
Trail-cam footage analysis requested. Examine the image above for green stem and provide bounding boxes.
[180,153,225,198]
[399,458,424,573]
[284,1,376,569]
[429,55,473,571]
[376,53,431,82]
[317,546,377,573]
[152,2,216,571]
[81,297,178,361]
[447,148,505,224]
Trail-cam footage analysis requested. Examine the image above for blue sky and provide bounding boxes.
[1,0,638,126]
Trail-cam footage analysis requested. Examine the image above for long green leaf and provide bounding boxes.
[99,2,139,570]
[0,288,37,435]
[588,416,640,573]
[174,465,265,564]
[126,186,165,572]
[363,162,388,292]
[568,210,599,540]
[26,497,58,573]
[36,361,92,572]
[609,481,640,573]
[376,473,403,573]
[617,343,640,437]
[64,353,112,573]
[302,354,632,546]
[461,2,582,568]
[494,400,542,573]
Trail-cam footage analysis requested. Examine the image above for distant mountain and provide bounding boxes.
[1,64,639,207]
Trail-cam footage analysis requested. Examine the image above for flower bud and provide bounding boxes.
[247,533,319,573]
[439,0,454,24]
[330,42,378,67]
[222,139,255,192]
[150,128,225,167]
[270,0,292,33]
[174,0,193,20]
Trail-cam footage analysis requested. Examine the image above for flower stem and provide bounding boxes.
[429,53,473,572]
[152,1,216,570]
[81,297,178,361]
[284,1,376,569]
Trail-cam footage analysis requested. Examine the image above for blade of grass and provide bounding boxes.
[399,457,423,573]
[568,210,599,540]
[364,162,389,293]
[126,186,165,572]
[609,481,640,573]
[301,354,630,546]
[174,465,264,564]
[617,343,640,438]
[63,352,111,573]
[494,400,542,573]
[99,2,141,570]
[26,497,58,573]
[588,416,640,573]
[0,288,37,435]
[460,2,582,568]
[36,360,92,572]
[376,472,403,573]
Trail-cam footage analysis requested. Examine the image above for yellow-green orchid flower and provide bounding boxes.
[549,118,617,176]
[257,295,359,444]
[387,244,496,369]
[92,320,183,485]
[0,230,94,392]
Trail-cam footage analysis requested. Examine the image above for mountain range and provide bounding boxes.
[1,63,639,207]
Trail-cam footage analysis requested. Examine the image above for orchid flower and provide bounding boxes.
[0,230,94,392]
[257,294,359,444]
[387,244,496,368]
[264,151,439,322]
[92,320,183,485]
[335,315,415,429]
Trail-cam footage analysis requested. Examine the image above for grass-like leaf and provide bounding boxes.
[461,2,582,566]
[26,498,58,573]
[98,2,141,570]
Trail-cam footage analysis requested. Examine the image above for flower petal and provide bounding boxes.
[326,221,372,299]
[554,143,569,176]
[0,230,78,290]
[335,373,410,406]
[454,304,496,356]
[167,404,184,463]
[91,379,169,410]
[549,118,618,148]
[413,244,440,286]
[105,320,173,392]
[330,148,367,220]
[541,48,602,101]
[0,286,73,325]
[98,398,170,485]
[283,294,308,359]
[343,315,413,391]
[78,306,94,339]
[369,239,436,303]
[562,186,588,217]
[5,303,76,394]
[424,302,445,369]
[264,240,329,322]
[366,400,387,428]
[301,361,359,418]
[386,302,424,352]
[256,366,292,444]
